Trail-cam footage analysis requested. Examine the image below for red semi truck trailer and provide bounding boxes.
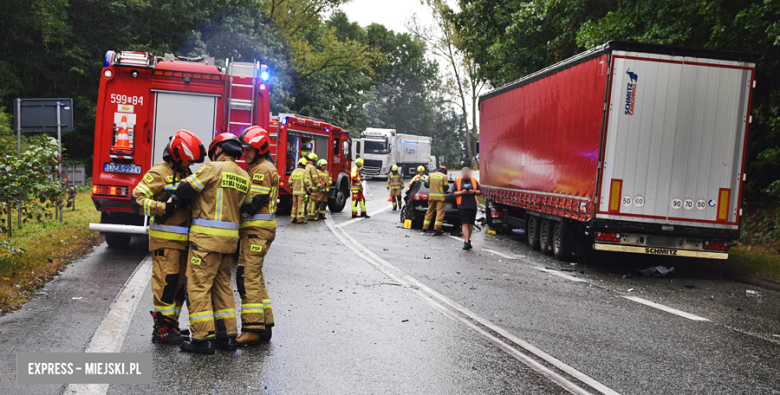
[267,114,352,213]
[89,51,272,248]
[480,41,757,260]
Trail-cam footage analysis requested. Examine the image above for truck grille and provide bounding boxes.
[362,159,383,175]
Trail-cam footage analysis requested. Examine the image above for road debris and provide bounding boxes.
[746,290,762,298]
[640,266,675,278]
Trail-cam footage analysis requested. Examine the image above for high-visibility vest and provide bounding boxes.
[455,177,478,205]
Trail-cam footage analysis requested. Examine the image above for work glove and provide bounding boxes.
[164,201,176,216]
[253,194,269,208]
[443,184,450,193]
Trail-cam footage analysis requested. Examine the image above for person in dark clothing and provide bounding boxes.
[453,167,482,250]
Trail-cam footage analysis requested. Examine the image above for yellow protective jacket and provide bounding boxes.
[387,172,403,190]
[181,157,249,254]
[132,161,192,251]
[239,158,279,239]
[408,174,427,190]
[318,169,331,192]
[289,168,311,195]
[305,163,321,192]
[424,171,447,202]
[351,165,363,191]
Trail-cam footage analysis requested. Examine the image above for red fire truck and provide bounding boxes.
[89,50,272,248]
[268,114,352,213]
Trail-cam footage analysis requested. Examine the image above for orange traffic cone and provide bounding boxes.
[111,116,132,155]
[388,194,392,202]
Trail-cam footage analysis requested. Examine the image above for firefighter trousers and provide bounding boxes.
[390,188,403,209]
[308,192,321,219]
[237,234,274,332]
[151,248,187,327]
[186,245,237,340]
[291,195,305,223]
[318,194,328,217]
[423,200,445,231]
[351,191,366,215]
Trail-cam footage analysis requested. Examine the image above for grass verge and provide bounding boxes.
[716,246,780,281]
[0,191,103,314]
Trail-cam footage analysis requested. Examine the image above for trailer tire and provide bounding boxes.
[328,180,349,213]
[105,233,132,249]
[552,221,572,261]
[539,219,553,255]
[526,215,541,251]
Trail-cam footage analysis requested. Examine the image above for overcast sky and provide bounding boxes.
[334,0,436,33]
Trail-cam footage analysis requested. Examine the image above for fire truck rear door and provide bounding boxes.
[152,91,218,170]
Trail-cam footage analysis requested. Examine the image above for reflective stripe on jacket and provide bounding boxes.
[387,172,403,189]
[289,168,310,195]
[182,157,248,254]
[240,158,279,236]
[132,161,192,251]
[425,172,447,202]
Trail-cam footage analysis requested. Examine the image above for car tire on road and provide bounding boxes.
[105,233,131,249]
[552,221,571,261]
[539,218,553,255]
[526,215,541,251]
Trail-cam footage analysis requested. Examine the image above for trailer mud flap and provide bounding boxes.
[593,243,728,259]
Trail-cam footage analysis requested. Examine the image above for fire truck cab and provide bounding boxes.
[268,114,352,214]
[90,50,271,248]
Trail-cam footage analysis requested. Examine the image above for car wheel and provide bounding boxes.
[105,233,131,249]
[539,219,553,255]
[552,221,571,261]
[527,215,541,251]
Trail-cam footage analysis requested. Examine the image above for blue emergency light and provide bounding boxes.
[260,65,270,82]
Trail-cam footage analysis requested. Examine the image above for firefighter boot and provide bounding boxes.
[150,311,186,345]
[261,326,273,341]
[216,337,238,351]
[361,212,370,219]
[180,339,216,355]
[236,331,262,346]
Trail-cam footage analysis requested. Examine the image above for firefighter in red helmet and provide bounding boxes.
[235,126,278,345]
[132,130,205,345]
[170,133,249,354]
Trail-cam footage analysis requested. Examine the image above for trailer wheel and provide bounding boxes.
[552,221,571,261]
[328,180,349,213]
[526,215,541,251]
[105,233,131,249]
[539,219,553,255]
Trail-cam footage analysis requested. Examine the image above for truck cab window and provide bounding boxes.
[364,140,387,154]
[334,138,340,155]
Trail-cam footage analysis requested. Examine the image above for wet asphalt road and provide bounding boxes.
[1,179,779,394]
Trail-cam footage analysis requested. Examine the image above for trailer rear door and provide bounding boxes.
[152,91,218,170]
[597,52,754,229]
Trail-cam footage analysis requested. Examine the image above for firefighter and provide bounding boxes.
[422,167,449,235]
[305,153,322,221]
[408,165,427,189]
[317,159,331,220]
[170,133,249,354]
[290,158,311,224]
[386,165,404,211]
[235,126,277,345]
[351,158,369,218]
[131,130,205,345]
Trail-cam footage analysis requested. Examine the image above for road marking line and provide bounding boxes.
[537,267,588,283]
[64,255,152,395]
[622,296,710,322]
[482,248,520,260]
[335,204,394,228]
[448,235,463,242]
[326,217,620,395]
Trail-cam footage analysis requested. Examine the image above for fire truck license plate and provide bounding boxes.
[104,163,141,174]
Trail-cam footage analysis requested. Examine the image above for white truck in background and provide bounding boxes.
[352,128,432,178]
